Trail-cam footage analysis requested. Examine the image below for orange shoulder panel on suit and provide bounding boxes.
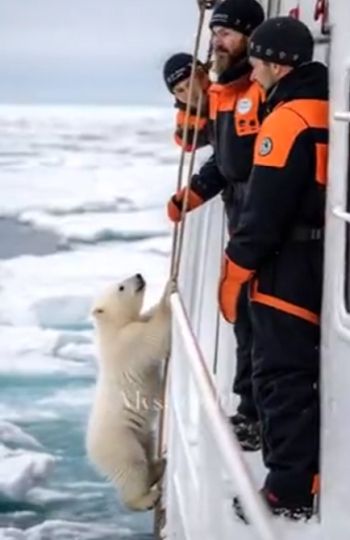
[284,99,328,130]
[254,99,329,175]
[209,79,264,139]
[254,107,308,168]
[208,83,237,120]
[284,99,329,185]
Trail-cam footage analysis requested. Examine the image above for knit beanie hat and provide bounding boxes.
[163,53,204,93]
[249,16,314,66]
[209,0,265,37]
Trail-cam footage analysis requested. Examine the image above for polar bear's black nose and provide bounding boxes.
[136,273,143,281]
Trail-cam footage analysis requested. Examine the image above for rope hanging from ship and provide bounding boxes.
[153,2,215,536]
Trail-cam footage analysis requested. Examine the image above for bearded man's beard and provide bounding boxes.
[213,42,247,76]
[212,50,229,74]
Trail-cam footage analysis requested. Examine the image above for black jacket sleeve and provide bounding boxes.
[191,153,227,202]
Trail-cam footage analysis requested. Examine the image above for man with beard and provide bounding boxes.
[167,0,265,451]
[219,17,328,518]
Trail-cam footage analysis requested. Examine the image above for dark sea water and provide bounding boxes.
[0,105,175,540]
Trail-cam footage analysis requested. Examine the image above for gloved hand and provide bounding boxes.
[167,187,204,223]
[218,256,254,323]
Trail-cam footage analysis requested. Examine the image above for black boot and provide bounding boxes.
[229,413,261,451]
[233,487,314,523]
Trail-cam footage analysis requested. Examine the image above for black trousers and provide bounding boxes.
[233,283,258,420]
[224,186,258,421]
[251,302,320,500]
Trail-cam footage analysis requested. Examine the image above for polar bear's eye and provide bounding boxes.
[118,285,125,292]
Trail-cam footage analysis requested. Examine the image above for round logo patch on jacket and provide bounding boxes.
[259,137,273,156]
[236,98,252,115]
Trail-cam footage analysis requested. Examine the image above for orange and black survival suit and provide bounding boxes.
[168,0,265,433]
[219,18,328,514]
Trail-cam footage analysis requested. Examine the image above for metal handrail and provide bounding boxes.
[333,206,350,223]
[171,292,279,540]
[334,112,350,122]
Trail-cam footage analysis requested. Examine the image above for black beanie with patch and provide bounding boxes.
[249,17,314,67]
[163,53,204,94]
[209,0,265,37]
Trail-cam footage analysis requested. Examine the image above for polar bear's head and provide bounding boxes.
[92,273,146,329]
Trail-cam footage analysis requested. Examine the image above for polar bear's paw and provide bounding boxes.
[165,279,177,297]
[161,279,177,307]
[128,486,161,511]
[150,458,166,486]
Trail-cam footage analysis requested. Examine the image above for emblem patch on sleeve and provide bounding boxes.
[259,137,273,156]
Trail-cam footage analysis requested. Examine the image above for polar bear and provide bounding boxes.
[86,273,173,511]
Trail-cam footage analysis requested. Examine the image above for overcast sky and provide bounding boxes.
[0,0,200,105]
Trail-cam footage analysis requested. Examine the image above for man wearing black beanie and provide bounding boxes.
[209,0,264,76]
[219,17,328,519]
[163,53,209,107]
[163,53,211,152]
[167,0,265,452]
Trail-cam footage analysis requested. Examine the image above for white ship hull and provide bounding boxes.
[161,1,350,538]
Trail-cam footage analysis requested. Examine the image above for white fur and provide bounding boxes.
[86,274,173,511]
